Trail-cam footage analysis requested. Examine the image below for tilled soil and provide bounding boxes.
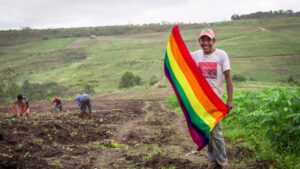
[0,89,271,169]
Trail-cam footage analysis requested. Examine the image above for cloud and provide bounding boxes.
[0,0,299,30]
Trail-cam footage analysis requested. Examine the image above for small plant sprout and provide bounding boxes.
[70,131,78,137]
[24,152,32,158]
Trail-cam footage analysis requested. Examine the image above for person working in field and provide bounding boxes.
[12,94,30,118]
[190,28,234,169]
[75,94,93,119]
[51,96,63,112]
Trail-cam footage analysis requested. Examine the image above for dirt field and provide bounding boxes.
[0,88,264,169]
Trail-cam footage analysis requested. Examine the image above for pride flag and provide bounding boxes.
[164,25,229,151]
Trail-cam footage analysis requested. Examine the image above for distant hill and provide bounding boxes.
[0,17,299,99]
[0,23,205,47]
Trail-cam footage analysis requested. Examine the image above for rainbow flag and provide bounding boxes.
[164,25,229,151]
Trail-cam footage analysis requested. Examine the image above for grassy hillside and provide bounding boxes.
[0,17,299,95]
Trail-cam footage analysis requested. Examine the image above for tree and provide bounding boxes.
[119,71,141,88]
[231,14,240,20]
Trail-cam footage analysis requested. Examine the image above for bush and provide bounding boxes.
[119,71,141,88]
[158,85,166,88]
[149,75,158,86]
[287,75,294,83]
[232,74,246,82]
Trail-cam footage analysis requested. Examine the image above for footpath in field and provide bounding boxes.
[0,88,260,169]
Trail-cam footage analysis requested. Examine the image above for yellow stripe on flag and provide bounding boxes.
[167,42,216,130]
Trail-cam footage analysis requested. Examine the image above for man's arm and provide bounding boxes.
[75,98,80,106]
[224,70,234,110]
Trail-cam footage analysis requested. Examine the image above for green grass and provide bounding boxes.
[0,38,75,53]
[0,17,299,95]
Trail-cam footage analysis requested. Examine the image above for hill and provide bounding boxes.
[0,17,299,99]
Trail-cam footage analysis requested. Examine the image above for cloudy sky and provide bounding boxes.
[0,0,299,30]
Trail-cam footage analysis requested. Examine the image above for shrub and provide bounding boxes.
[119,71,141,88]
[287,75,294,83]
[149,75,158,86]
[232,74,246,82]
[158,85,166,88]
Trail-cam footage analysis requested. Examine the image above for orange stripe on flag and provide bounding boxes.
[169,34,224,124]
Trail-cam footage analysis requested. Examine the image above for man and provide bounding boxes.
[190,28,234,169]
[12,94,30,118]
[75,94,93,119]
[52,96,63,112]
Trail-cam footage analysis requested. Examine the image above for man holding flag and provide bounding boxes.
[190,28,233,169]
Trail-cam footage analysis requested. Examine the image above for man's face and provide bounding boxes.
[199,36,215,54]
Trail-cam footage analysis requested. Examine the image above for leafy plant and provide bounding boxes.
[24,152,32,158]
[142,153,152,161]
[103,140,122,149]
[44,145,51,150]
[223,87,300,168]
[70,131,78,137]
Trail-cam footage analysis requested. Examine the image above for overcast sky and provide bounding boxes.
[0,0,299,30]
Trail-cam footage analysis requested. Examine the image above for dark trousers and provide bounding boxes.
[80,97,92,113]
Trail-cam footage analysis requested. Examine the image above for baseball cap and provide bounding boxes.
[53,96,58,101]
[199,28,215,39]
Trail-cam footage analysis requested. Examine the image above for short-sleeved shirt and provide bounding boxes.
[53,99,62,105]
[17,97,28,107]
[75,94,89,106]
[190,49,231,98]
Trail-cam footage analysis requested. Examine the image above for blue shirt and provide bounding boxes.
[75,94,89,106]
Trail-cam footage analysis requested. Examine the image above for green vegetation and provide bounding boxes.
[0,16,299,103]
[223,87,300,168]
[231,10,300,20]
[232,74,247,82]
[149,75,158,86]
[166,87,300,169]
[0,79,76,102]
[24,152,32,158]
[119,71,141,88]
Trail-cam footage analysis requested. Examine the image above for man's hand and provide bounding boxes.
[227,100,234,110]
